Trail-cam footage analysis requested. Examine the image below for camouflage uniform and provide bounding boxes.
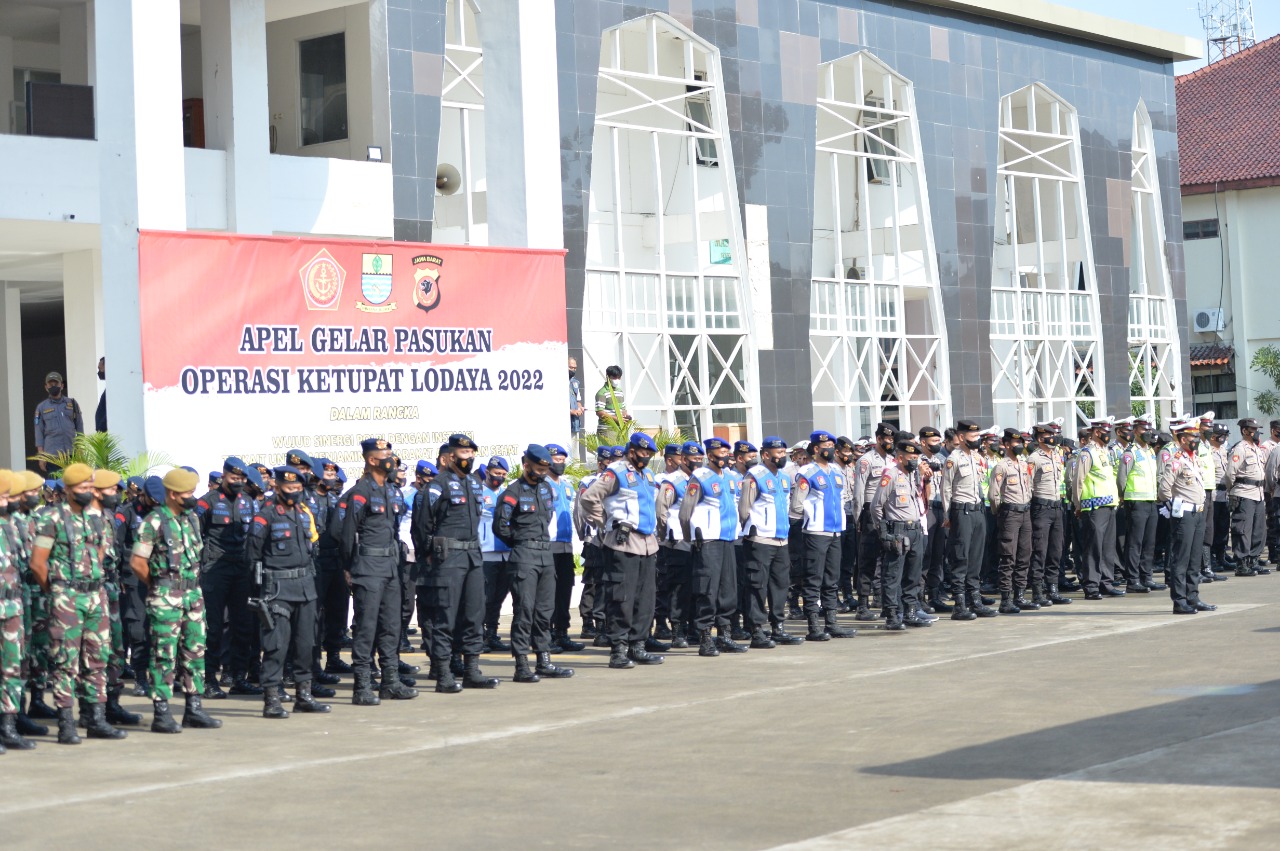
[32,505,110,710]
[132,505,207,702]
[5,510,49,691]
[93,508,128,686]
[1,517,24,715]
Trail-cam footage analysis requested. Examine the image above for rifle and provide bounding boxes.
[247,561,275,631]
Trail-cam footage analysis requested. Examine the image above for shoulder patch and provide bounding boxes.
[352,493,367,505]
[1233,454,1240,463]
[502,494,518,505]
[880,473,892,487]
[1123,453,1133,464]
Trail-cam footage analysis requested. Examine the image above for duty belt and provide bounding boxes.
[887,520,921,532]
[1235,477,1263,487]
[951,502,981,512]
[357,545,398,558]
[1216,485,1227,491]
[153,576,199,594]
[436,538,479,552]
[265,566,313,580]
[52,578,103,593]
[511,540,552,550]
[998,503,1030,512]
[1080,496,1115,511]
[1031,497,1060,508]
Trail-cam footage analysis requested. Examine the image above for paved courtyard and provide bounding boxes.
[5,577,1280,849]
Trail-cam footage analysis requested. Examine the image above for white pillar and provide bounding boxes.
[62,250,104,429]
[481,0,564,249]
[60,3,92,87]
[0,286,24,467]
[0,37,14,135]
[95,0,187,453]
[201,0,272,233]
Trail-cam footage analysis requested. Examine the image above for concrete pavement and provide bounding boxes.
[5,576,1280,849]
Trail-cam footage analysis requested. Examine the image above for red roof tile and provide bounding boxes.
[1189,343,1233,367]
[1177,34,1280,191]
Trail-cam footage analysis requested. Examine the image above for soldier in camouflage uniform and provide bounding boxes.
[29,463,125,744]
[11,471,55,724]
[92,469,142,728]
[5,470,49,737]
[129,467,221,734]
[0,470,37,751]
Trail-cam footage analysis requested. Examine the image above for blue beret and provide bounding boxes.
[336,468,347,484]
[596,445,613,460]
[524,444,553,465]
[181,466,199,475]
[223,456,248,475]
[545,443,569,458]
[629,433,657,452]
[312,457,335,470]
[49,480,64,491]
[703,437,731,452]
[447,433,476,450]
[416,460,438,477]
[285,449,314,468]
[208,471,222,483]
[143,476,165,502]
[609,445,626,459]
[477,464,487,479]
[733,440,758,454]
[127,475,144,489]
[809,430,835,445]
[487,455,510,472]
[244,468,265,491]
[663,444,681,457]
[274,465,304,484]
[681,441,703,456]
[360,438,391,455]
[761,436,787,450]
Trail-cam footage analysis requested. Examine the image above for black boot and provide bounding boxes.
[513,654,541,683]
[553,629,585,652]
[294,682,331,713]
[56,706,81,745]
[592,630,611,648]
[485,627,512,653]
[1047,583,1072,605]
[150,699,181,733]
[203,679,226,699]
[579,618,597,640]
[462,654,499,688]
[105,686,142,727]
[16,694,48,737]
[325,653,353,675]
[132,670,150,698]
[1,714,35,750]
[351,672,381,706]
[28,687,56,719]
[903,608,934,628]
[536,651,575,678]
[380,667,419,700]
[884,606,905,631]
[182,693,222,728]
[670,621,690,649]
[653,618,673,640]
[312,667,341,686]
[771,622,805,645]
[730,617,750,642]
[749,627,777,649]
[928,593,954,613]
[698,629,720,657]
[853,595,877,621]
[450,653,466,677]
[824,608,857,638]
[806,609,830,642]
[999,592,1021,614]
[609,642,636,668]
[1031,583,1050,607]
[1014,586,1038,609]
[230,677,263,696]
[263,688,289,719]
[951,589,977,621]
[310,681,337,698]
[433,659,462,694]
[629,640,665,665]
[969,591,998,617]
[716,627,748,654]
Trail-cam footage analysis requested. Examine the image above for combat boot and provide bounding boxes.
[823,608,857,638]
[513,654,541,683]
[484,627,512,654]
[27,687,56,719]
[928,592,954,613]
[653,618,673,640]
[951,590,977,621]
[131,670,150,698]
[230,676,264,696]
[805,610,830,642]
[263,688,289,719]
[645,634,671,653]
[450,653,466,677]
[1031,583,1050,607]
[670,621,690,649]
[1,714,35,750]
[1013,586,1038,609]
[182,694,222,728]
[310,681,337,698]
[351,672,381,706]
[462,654,500,688]
[903,608,934,628]
[294,683,331,713]
[787,601,805,621]
[380,671,419,700]
[1047,583,1072,605]
[203,679,226,700]
[312,666,341,686]
[716,627,748,654]
[730,617,750,642]
[884,607,906,631]
[698,629,720,657]
[629,641,665,665]
[56,707,81,745]
[150,699,181,734]
[105,686,141,727]
[609,643,636,668]
[433,659,462,694]
[749,627,776,649]
[969,591,998,618]
[579,618,597,640]
[16,694,47,737]
[535,651,574,678]
[853,595,877,622]
[553,629,585,652]
[592,630,611,648]
[325,653,353,675]
[771,622,805,645]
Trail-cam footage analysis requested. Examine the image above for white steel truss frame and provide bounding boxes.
[437,0,484,245]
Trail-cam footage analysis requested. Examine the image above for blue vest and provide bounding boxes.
[601,460,657,536]
[689,466,740,542]
[797,462,846,533]
[657,471,690,542]
[745,466,790,539]
[549,477,574,543]
[478,483,509,554]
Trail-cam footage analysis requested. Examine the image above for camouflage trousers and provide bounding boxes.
[1,599,23,715]
[47,587,110,710]
[105,579,126,685]
[147,585,207,702]
[22,582,50,689]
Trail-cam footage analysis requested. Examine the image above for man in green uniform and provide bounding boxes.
[0,469,37,751]
[129,467,222,734]
[5,470,50,736]
[594,365,631,438]
[92,469,141,727]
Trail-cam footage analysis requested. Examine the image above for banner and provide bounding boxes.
[138,231,568,476]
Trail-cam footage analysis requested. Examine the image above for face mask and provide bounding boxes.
[709,454,728,469]
[278,490,300,506]
[456,456,474,475]
[742,458,759,470]
[224,480,244,495]
[48,384,62,397]
[902,458,919,472]
[180,496,198,511]
[1184,438,1201,453]
[1010,443,1025,454]
[528,471,547,484]
[99,493,120,509]
[487,475,506,489]
[378,458,396,474]
[69,490,94,507]
[549,461,566,476]
[964,438,982,450]
[817,447,835,462]
[24,494,40,510]
[98,368,105,380]
[569,369,577,378]
[631,452,653,469]
[924,442,940,455]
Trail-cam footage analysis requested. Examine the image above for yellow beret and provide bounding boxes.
[9,474,25,498]
[22,470,44,492]
[93,469,122,489]
[0,470,11,494]
[62,463,94,487]
[163,468,199,493]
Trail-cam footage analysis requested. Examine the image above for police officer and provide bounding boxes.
[1225,418,1270,576]
[545,444,585,654]
[306,459,344,690]
[655,442,701,648]
[1160,419,1215,614]
[478,457,513,655]
[738,437,803,647]
[1072,416,1125,599]
[1265,422,1280,567]
[413,434,499,693]
[247,466,333,718]
[989,428,1034,613]
[1026,422,1071,606]
[494,445,574,683]
[941,421,994,619]
[32,371,84,471]
[918,427,951,612]
[834,436,859,612]
[339,438,418,705]
[870,440,933,630]
[573,446,614,641]
[1116,416,1161,593]
[194,457,259,698]
[679,437,747,656]
[852,423,896,620]
[578,433,666,669]
[114,476,164,698]
[790,431,857,641]
[653,444,683,641]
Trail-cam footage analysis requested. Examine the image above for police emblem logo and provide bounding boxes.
[300,249,345,311]
[815,476,826,487]
[765,480,775,491]
[411,254,444,315]
[710,483,721,495]
[357,254,397,313]
[625,472,637,485]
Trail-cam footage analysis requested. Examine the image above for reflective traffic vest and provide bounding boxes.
[1123,445,1157,502]
[656,470,689,543]
[1080,445,1119,510]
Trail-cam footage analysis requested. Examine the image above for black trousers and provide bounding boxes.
[312,565,343,667]
[601,548,656,645]
[787,520,805,605]
[1080,507,1117,592]
[1168,509,1205,608]
[1124,501,1158,586]
[658,547,693,625]
[1231,496,1268,561]
[200,562,253,680]
[505,558,555,655]
[880,525,924,612]
[1029,501,1064,588]
[947,507,986,598]
[119,573,150,673]
[482,557,510,633]
[348,571,401,675]
[995,507,1032,594]
[654,548,671,624]
[856,508,880,599]
[923,505,946,599]
[801,532,841,612]
[734,543,748,623]
[691,540,738,633]
[422,553,486,659]
[578,544,605,627]
[743,539,789,629]
[317,553,349,654]
[399,547,415,638]
[839,518,858,597]
[260,598,317,690]
[552,551,576,632]
[1211,501,1230,561]
[1269,497,1280,560]
[1201,491,1215,572]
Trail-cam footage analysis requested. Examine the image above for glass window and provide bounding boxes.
[299,33,347,146]
[1183,219,1219,240]
[1192,375,1213,395]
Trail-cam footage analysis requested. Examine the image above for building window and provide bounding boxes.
[11,68,61,135]
[434,0,487,245]
[1192,373,1235,394]
[299,33,347,146]
[1183,219,1219,240]
[1195,400,1237,418]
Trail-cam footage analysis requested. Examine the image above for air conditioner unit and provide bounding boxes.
[1193,308,1225,333]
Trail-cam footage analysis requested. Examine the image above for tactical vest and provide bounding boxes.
[601,460,657,536]
[744,466,791,539]
[1079,445,1118,510]
[798,462,846,533]
[1124,446,1157,501]
[688,466,740,542]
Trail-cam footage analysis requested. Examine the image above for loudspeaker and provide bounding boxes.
[436,163,462,196]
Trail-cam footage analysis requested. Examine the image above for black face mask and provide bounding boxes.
[924,442,941,455]
[224,480,244,496]
[70,491,94,507]
[278,490,300,506]
[487,474,506,489]
[527,471,547,485]
[964,438,982,450]
[47,384,63,398]
[180,496,198,511]
[569,369,577,378]
[1010,443,1025,455]
[709,454,729,470]
[902,458,919,472]
[455,456,474,475]
[549,461,566,477]
[741,458,759,469]
[99,493,120,509]
[24,494,40,510]
[1184,438,1201,453]
[377,458,395,474]
[817,447,835,462]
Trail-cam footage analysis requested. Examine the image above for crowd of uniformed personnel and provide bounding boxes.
[1,412,1278,752]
